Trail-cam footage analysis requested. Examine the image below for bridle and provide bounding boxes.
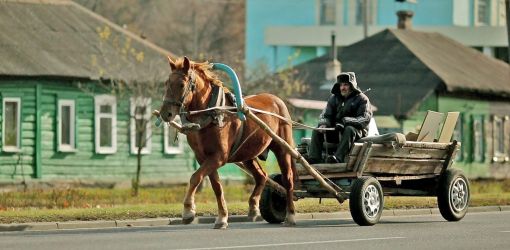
[163,70,197,115]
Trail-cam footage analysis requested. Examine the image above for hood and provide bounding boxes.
[331,72,362,95]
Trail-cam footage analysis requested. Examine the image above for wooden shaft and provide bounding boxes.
[243,108,346,202]
[235,163,287,196]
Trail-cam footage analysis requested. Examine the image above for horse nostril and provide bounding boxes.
[167,112,172,119]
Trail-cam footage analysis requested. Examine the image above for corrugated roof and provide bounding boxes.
[296,29,510,117]
[0,0,175,82]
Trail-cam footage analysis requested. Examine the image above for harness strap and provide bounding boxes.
[228,120,245,160]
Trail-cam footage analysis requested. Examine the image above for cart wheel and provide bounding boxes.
[349,176,384,226]
[259,174,286,224]
[437,169,470,221]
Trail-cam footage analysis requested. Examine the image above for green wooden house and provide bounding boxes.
[295,28,510,179]
[0,0,245,185]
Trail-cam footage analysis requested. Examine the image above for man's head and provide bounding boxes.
[337,74,352,97]
[331,72,360,96]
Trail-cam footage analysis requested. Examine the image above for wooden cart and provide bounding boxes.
[259,137,470,226]
[203,64,469,227]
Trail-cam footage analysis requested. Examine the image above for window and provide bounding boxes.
[2,97,21,152]
[164,116,184,154]
[319,0,336,25]
[476,0,490,25]
[472,115,484,162]
[95,95,117,154]
[130,97,151,154]
[355,0,375,25]
[492,115,507,162]
[58,99,76,152]
[453,113,463,161]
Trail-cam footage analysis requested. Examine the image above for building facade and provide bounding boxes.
[0,0,244,184]
[246,0,508,72]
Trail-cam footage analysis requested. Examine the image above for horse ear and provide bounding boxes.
[183,56,190,74]
[167,56,176,71]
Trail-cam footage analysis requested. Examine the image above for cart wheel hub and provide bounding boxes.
[450,177,468,212]
[363,184,380,218]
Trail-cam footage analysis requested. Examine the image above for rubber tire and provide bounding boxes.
[437,168,470,221]
[259,174,287,224]
[349,176,384,226]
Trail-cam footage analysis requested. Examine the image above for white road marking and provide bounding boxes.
[176,236,406,250]
[500,231,510,233]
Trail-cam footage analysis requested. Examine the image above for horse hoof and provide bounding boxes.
[247,210,260,222]
[182,216,195,224]
[283,220,296,227]
[247,215,259,222]
[214,222,228,229]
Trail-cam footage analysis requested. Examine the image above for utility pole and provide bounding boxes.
[506,0,509,63]
[363,0,368,38]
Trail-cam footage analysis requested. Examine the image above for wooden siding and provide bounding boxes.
[0,82,36,180]
[1,80,201,183]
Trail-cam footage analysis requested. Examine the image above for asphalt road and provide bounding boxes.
[2,211,509,250]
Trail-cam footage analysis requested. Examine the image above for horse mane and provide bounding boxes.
[173,57,230,93]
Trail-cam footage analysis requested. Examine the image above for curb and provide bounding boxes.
[1,205,508,232]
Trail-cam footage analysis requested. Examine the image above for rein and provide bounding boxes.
[178,105,334,132]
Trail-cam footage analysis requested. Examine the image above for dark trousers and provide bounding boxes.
[308,125,363,162]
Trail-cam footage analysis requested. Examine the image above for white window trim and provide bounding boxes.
[2,97,21,152]
[95,95,117,154]
[164,118,184,154]
[57,99,76,152]
[474,0,491,26]
[492,115,508,162]
[130,97,152,154]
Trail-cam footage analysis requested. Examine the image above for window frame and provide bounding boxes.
[57,99,76,152]
[94,95,117,154]
[453,113,464,161]
[164,116,184,154]
[130,97,152,154]
[475,0,491,26]
[318,0,337,25]
[492,115,508,162]
[472,115,485,162]
[2,97,21,152]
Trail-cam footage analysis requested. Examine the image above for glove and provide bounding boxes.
[335,123,344,131]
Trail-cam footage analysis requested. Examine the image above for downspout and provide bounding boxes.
[35,84,42,178]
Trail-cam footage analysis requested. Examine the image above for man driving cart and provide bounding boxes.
[307,72,372,164]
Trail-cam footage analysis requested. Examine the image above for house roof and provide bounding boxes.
[0,0,175,82]
[296,29,510,117]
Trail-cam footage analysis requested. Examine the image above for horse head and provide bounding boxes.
[159,56,197,123]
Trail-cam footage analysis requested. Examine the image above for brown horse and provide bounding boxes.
[157,56,296,229]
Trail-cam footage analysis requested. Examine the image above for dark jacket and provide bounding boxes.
[318,72,372,136]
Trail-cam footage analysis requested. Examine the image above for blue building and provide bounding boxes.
[246,0,508,72]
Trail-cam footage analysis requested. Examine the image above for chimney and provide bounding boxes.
[396,10,414,29]
[325,31,341,81]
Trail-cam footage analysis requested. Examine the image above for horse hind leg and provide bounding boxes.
[240,159,268,222]
[208,170,229,229]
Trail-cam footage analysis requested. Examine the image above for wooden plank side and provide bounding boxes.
[364,158,444,175]
[296,163,349,176]
[349,144,448,159]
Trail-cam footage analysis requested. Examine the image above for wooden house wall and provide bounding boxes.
[0,82,36,180]
[402,94,510,179]
[0,80,201,183]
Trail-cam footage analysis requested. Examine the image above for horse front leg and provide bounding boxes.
[182,165,214,224]
[241,159,268,221]
[208,170,228,229]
